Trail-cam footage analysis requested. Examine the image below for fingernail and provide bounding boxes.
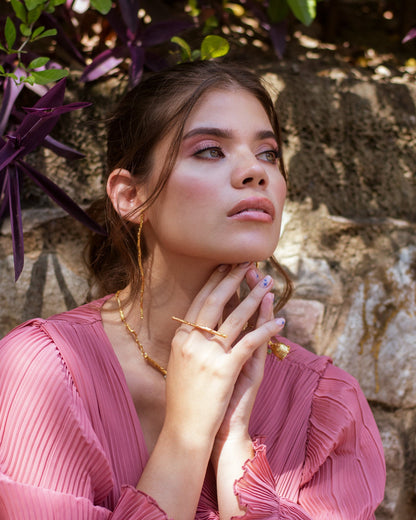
[218,264,228,272]
[261,275,273,288]
[239,261,250,268]
[275,317,285,326]
[265,292,274,304]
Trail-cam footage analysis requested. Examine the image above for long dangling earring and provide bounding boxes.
[137,213,145,320]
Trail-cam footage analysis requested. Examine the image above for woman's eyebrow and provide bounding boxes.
[183,127,278,141]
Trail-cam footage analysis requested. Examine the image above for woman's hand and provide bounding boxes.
[163,263,284,448]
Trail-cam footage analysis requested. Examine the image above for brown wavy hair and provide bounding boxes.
[87,60,293,311]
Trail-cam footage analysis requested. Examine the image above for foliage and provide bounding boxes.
[0,0,319,280]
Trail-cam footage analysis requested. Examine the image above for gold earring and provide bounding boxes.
[137,213,144,320]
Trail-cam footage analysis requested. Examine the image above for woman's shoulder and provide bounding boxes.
[2,295,111,339]
[264,336,365,396]
[266,336,332,377]
[0,295,113,368]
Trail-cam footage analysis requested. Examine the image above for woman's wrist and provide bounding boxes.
[211,432,254,473]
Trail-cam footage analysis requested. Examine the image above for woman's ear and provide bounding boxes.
[107,168,145,222]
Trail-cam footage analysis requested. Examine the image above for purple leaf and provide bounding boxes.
[10,84,90,157]
[128,44,145,87]
[268,21,287,60]
[0,77,24,136]
[11,79,67,151]
[81,47,127,82]
[24,82,49,97]
[142,19,194,47]
[7,166,25,280]
[43,135,85,160]
[105,9,132,44]
[18,160,106,235]
[0,140,23,171]
[0,167,9,221]
[23,101,91,116]
[403,28,416,44]
[118,0,140,36]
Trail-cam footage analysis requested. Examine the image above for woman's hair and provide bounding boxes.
[87,59,293,310]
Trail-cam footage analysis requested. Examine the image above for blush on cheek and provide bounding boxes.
[175,177,218,204]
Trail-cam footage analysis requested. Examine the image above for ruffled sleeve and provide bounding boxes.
[231,363,385,520]
[298,363,386,519]
[0,322,171,520]
[232,440,312,520]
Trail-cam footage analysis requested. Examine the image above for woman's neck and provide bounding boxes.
[122,255,219,368]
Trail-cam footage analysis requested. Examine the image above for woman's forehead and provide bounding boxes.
[183,88,272,132]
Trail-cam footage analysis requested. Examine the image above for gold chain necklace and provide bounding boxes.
[115,290,167,378]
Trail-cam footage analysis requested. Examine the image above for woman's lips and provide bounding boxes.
[227,197,275,222]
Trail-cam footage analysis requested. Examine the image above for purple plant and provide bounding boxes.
[81,0,194,86]
[0,79,104,280]
[403,28,416,43]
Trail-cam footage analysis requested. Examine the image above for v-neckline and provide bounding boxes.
[96,294,151,463]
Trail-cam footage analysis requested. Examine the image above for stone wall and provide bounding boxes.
[1,59,415,518]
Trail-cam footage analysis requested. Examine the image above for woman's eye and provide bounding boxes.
[194,147,224,159]
[258,150,279,163]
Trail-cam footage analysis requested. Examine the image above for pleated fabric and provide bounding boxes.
[0,297,385,519]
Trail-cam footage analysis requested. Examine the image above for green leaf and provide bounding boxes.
[200,35,230,60]
[31,25,45,39]
[224,3,245,17]
[191,49,200,61]
[52,0,66,5]
[202,15,219,35]
[171,36,192,62]
[20,23,32,37]
[27,5,43,24]
[0,43,7,52]
[90,0,112,15]
[32,68,68,84]
[11,0,28,23]
[0,64,5,73]
[24,0,45,9]
[267,0,290,23]
[187,0,200,17]
[5,17,17,50]
[23,74,35,85]
[287,0,316,25]
[32,28,57,41]
[29,56,50,68]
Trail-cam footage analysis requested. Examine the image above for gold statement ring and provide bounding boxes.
[171,316,227,338]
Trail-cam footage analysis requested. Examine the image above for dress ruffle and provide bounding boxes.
[232,439,280,519]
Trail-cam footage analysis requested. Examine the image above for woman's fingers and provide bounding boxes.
[217,274,274,347]
[232,312,285,365]
[177,263,251,330]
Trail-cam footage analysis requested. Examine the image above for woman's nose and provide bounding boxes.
[231,154,269,188]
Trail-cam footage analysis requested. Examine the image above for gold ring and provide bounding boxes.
[268,341,290,360]
[171,316,227,338]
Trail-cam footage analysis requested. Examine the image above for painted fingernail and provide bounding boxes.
[261,275,273,288]
[275,317,285,326]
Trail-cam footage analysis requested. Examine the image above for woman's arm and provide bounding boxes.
[0,323,172,519]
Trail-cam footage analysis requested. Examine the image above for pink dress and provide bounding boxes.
[0,296,385,519]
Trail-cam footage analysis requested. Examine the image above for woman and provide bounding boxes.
[0,61,385,519]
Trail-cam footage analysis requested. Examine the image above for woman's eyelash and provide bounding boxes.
[258,149,281,162]
[193,146,224,159]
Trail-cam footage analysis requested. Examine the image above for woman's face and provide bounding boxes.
[144,88,287,266]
